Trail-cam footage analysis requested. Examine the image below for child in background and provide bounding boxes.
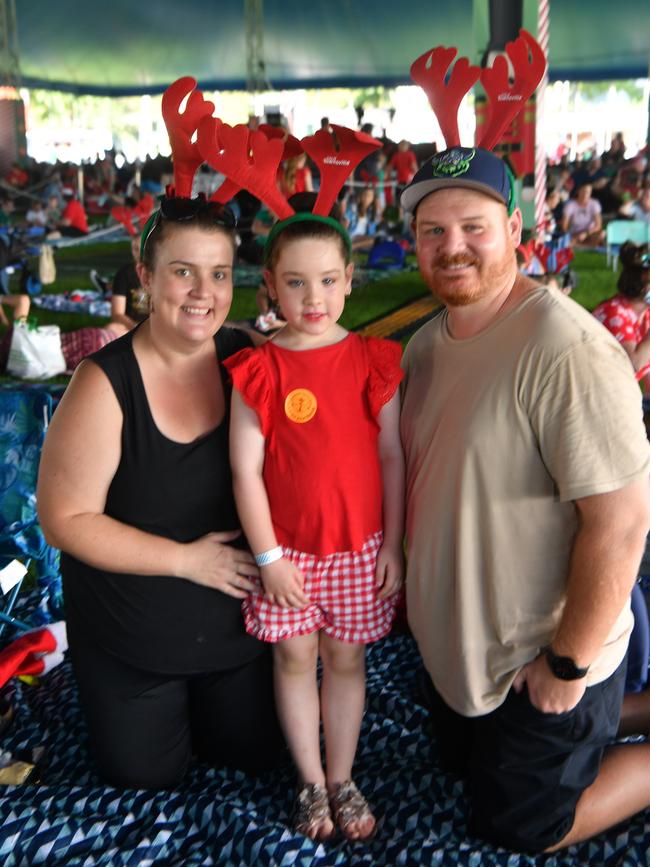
[225,203,404,843]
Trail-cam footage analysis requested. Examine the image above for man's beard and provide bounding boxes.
[426,252,516,307]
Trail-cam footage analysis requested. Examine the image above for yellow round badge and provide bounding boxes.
[284,388,318,424]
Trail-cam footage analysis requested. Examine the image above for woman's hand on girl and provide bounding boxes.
[260,559,310,609]
[375,545,404,599]
[178,531,259,598]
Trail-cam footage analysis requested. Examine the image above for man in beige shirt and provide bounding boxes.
[400,146,650,853]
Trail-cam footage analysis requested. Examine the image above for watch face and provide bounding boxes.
[546,649,588,680]
[552,656,578,680]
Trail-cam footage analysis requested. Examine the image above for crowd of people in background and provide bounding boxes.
[544,137,650,248]
[0,122,649,370]
[1,124,648,267]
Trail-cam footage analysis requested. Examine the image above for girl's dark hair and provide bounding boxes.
[265,192,349,270]
[141,212,237,271]
[618,242,650,299]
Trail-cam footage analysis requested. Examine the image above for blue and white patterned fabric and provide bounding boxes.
[0,389,63,624]
[30,291,112,318]
[0,626,648,866]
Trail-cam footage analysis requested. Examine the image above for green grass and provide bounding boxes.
[0,242,620,384]
[570,251,618,311]
[6,243,428,333]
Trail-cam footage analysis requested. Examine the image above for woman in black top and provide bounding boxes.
[37,200,284,788]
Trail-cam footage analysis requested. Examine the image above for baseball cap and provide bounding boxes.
[400,146,516,216]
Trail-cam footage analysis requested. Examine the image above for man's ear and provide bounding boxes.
[508,207,523,248]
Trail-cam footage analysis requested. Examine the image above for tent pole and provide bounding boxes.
[533,0,549,237]
[0,0,20,87]
[0,0,26,174]
[245,0,268,94]
[646,55,650,155]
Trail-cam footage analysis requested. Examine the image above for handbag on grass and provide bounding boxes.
[7,320,66,380]
[38,245,56,286]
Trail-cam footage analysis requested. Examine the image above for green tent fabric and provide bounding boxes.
[13,0,650,96]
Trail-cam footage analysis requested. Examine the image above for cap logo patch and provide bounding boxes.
[431,147,475,178]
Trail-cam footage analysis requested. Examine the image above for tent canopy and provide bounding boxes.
[13,0,650,96]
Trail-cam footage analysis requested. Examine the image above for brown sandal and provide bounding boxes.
[329,780,376,841]
[292,783,334,841]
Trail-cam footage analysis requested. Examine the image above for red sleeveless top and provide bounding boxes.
[225,333,402,556]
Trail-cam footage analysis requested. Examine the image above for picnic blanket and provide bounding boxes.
[0,618,649,866]
[30,291,111,318]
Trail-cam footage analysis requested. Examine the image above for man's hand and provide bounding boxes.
[260,558,310,609]
[512,653,587,714]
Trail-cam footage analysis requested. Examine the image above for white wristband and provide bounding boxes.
[254,546,283,566]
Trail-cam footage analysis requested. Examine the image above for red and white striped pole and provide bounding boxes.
[534,0,550,235]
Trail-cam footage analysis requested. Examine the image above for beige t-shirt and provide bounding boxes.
[401,286,650,717]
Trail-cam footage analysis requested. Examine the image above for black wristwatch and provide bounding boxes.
[544,646,589,681]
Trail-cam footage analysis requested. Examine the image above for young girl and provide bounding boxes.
[225,209,404,842]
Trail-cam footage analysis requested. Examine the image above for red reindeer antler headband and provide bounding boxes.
[156,76,382,252]
[410,29,546,153]
[399,30,546,216]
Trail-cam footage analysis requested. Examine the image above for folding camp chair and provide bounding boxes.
[0,389,56,638]
[606,220,650,269]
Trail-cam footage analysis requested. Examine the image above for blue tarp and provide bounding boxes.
[2,624,650,866]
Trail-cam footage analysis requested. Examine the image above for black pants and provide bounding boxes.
[69,631,286,789]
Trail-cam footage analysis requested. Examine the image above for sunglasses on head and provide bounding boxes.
[140,195,237,259]
[159,195,237,226]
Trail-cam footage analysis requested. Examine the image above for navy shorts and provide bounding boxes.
[420,659,626,853]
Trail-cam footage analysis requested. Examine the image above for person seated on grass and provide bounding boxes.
[612,154,648,206]
[0,293,129,375]
[0,195,15,228]
[108,235,149,329]
[25,200,48,230]
[0,289,29,329]
[237,203,274,266]
[44,194,62,233]
[561,183,605,248]
[254,276,286,334]
[51,189,89,238]
[619,186,650,224]
[571,155,609,199]
[549,166,574,205]
[344,186,381,251]
[593,241,650,392]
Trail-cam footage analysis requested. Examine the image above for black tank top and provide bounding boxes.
[62,326,264,674]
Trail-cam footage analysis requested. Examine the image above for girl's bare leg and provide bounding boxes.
[273,632,333,840]
[320,634,375,839]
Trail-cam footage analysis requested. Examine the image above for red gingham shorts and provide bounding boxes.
[242,531,397,644]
